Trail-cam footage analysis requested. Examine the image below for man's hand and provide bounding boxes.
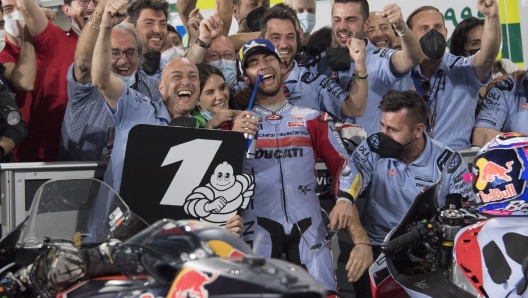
[205,109,241,129]
[477,0,499,18]
[329,201,354,230]
[232,111,259,135]
[187,8,204,42]
[347,38,366,74]
[346,243,374,282]
[380,4,406,32]
[225,215,243,236]
[40,8,56,21]
[101,0,127,28]
[199,13,224,45]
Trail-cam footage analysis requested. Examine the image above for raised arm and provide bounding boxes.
[340,38,367,117]
[92,0,127,110]
[7,27,35,91]
[178,0,232,39]
[381,4,422,74]
[17,0,49,36]
[472,0,501,82]
[74,0,108,84]
[185,12,223,64]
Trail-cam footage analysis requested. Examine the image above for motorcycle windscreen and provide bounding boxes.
[19,178,133,248]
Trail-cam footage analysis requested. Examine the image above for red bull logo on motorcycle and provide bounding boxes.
[478,183,517,203]
[475,159,515,191]
[169,268,219,298]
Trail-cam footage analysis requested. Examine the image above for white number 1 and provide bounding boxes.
[159,139,222,206]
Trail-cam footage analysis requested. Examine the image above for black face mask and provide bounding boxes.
[325,47,350,71]
[142,51,161,76]
[523,77,528,97]
[242,6,266,32]
[377,132,417,159]
[468,48,479,56]
[419,29,446,61]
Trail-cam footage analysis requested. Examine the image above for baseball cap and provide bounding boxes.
[238,38,281,68]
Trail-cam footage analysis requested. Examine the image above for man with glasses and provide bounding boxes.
[350,90,473,297]
[204,36,237,89]
[398,1,501,150]
[232,38,371,298]
[59,19,161,161]
[0,0,86,160]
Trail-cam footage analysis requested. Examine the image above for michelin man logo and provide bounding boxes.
[184,162,255,225]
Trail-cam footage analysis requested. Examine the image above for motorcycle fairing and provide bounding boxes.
[454,217,528,297]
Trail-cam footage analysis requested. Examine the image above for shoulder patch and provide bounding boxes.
[301,72,322,84]
[304,55,321,67]
[436,149,453,172]
[447,152,462,173]
[375,48,395,59]
[318,112,333,122]
[494,78,514,91]
[366,133,380,153]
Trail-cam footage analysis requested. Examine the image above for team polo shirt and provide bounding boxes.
[284,60,347,119]
[352,134,473,245]
[476,74,528,134]
[397,52,491,150]
[304,39,404,134]
[104,85,171,193]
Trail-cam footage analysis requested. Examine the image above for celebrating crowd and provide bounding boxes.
[0,0,524,296]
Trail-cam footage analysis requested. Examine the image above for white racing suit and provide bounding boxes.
[241,102,362,292]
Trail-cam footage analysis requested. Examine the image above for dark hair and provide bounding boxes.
[333,0,369,24]
[306,26,332,57]
[449,17,484,56]
[406,6,443,30]
[197,63,225,94]
[379,90,428,127]
[260,4,299,37]
[127,0,169,26]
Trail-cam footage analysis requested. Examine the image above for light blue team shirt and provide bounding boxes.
[104,86,171,193]
[284,60,347,119]
[476,74,528,134]
[397,52,491,150]
[304,39,405,134]
[59,64,161,161]
[352,134,474,245]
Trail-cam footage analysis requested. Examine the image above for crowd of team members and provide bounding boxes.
[0,0,524,296]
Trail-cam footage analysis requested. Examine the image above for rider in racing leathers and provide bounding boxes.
[232,39,372,297]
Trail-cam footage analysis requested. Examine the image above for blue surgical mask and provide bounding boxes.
[114,71,137,87]
[200,107,215,121]
[208,59,237,86]
[297,12,316,35]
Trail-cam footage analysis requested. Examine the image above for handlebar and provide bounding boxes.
[381,227,422,254]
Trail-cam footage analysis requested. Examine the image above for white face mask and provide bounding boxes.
[297,12,316,35]
[114,71,137,87]
[0,30,6,52]
[4,11,26,39]
[70,18,82,36]
[208,59,237,87]
[161,46,186,62]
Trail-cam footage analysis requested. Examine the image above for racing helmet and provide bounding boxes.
[473,133,528,216]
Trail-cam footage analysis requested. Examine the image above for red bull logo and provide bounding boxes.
[480,161,513,183]
[478,184,517,203]
[169,268,219,298]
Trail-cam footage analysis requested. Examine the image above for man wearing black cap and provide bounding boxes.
[232,38,372,297]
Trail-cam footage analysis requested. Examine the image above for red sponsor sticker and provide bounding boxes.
[266,115,282,120]
[287,121,305,128]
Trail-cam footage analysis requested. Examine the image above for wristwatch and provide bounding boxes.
[195,37,211,49]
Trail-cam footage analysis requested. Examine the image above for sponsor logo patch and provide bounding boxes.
[478,184,517,203]
[288,121,305,128]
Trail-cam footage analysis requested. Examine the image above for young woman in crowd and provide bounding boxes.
[191,63,240,129]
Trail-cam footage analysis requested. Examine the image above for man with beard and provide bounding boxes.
[365,12,394,49]
[305,0,422,135]
[396,1,500,150]
[232,38,372,298]
[260,4,368,120]
[4,0,90,161]
[350,90,473,297]
[127,0,168,79]
[233,0,269,33]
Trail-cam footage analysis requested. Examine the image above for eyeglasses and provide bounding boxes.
[72,0,98,7]
[419,80,431,104]
[207,51,236,61]
[295,208,337,251]
[111,50,139,59]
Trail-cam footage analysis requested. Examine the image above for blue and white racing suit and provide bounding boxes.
[241,102,362,291]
